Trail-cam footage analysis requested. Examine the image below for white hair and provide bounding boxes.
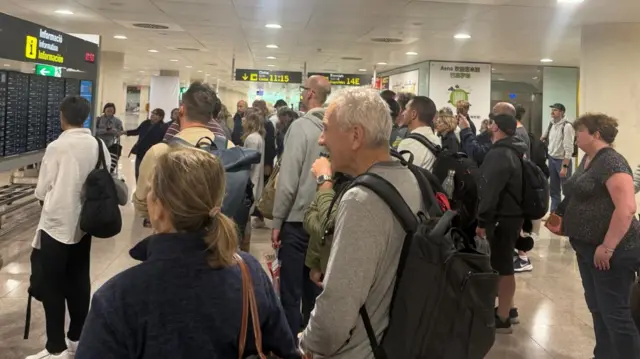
[331,87,392,147]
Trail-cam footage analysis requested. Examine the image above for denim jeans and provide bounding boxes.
[548,157,572,212]
[278,222,321,337]
[571,240,640,359]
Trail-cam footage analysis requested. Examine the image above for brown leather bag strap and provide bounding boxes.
[235,254,266,359]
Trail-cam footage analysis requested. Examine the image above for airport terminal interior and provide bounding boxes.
[1,0,640,358]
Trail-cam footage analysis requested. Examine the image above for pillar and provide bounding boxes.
[580,23,640,168]
[150,70,180,122]
[97,51,126,119]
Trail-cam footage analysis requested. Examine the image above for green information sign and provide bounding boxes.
[35,64,62,77]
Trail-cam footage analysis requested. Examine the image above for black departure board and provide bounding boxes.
[4,72,29,156]
[27,75,47,151]
[46,77,64,144]
[234,69,303,84]
[0,72,6,156]
[308,72,371,86]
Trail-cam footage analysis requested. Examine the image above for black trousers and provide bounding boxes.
[40,231,92,354]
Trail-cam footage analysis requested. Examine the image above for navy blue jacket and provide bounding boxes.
[460,128,492,165]
[76,233,299,359]
[127,120,168,159]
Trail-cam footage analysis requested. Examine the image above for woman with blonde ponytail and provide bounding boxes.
[76,147,299,359]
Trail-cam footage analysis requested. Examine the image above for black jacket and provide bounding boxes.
[264,118,277,167]
[231,112,244,145]
[76,232,299,359]
[127,120,168,158]
[440,131,460,153]
[477,136,527,228]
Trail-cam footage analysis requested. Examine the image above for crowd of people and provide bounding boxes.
[24,77,640,359]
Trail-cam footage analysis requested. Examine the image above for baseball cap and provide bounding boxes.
[492,114,517,136]
[550,103,566,112]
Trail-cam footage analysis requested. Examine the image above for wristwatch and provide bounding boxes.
[316,174,333,186]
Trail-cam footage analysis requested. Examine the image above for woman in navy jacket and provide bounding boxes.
[76,147,299,359]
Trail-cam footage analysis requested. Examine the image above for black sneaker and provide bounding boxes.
[509,308,520,324]
[495,307,520,325]
[495,315,513,334]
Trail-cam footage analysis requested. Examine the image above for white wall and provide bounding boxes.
[218,87,248,110]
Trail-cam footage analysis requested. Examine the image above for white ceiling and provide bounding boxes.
[1,0,638,91]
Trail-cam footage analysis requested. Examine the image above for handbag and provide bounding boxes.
[257,159,280,220]
[236,254,268,359]
[545,212,564,235]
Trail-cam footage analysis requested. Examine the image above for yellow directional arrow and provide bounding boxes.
[242,73,248,80]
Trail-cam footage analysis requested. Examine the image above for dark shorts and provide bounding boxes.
[487,218,524,276]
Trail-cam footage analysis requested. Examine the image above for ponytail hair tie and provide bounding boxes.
[209,207,221,218]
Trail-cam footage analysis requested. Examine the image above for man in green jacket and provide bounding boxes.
[304,157,351,286]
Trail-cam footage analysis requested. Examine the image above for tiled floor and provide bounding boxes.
[0,137,597,358]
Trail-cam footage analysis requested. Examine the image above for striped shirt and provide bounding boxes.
[163,119,226,142]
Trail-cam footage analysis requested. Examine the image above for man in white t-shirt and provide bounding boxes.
[397,96,441,171]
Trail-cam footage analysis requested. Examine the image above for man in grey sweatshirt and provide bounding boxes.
[300,87,423,358]
[272,75,331,337]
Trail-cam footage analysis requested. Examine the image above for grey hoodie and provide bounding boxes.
[272,108,325,230]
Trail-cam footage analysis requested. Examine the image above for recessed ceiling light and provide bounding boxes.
[498,78,505,81]
[558,0,584,3]
[54,9,73,15]
[540,58,554,63]
[265,24,282,29]
[358,68,367,72]
[186,65,192,68]
[139,70,145,73]
[3,64,9,67]
[205,73,210,76]
[197,70,203,73]
[266,44,279,49]
[533,76,539,80]
[123,67,129,70]
[148,49,159,53]
[266,56,277,60]
[267,64,275,67]
[113,35,127,39]
[492,68,496,71]
[377,62,388,65]
[454,33,471,39]
[170,59,178,62]
[406,52,418,56]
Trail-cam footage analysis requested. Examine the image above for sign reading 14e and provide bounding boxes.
[25,29,65,64]
[235,69,302,84]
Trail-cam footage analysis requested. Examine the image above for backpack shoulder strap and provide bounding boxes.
[168,136,194,148]
[310,110,325,121]
[94,137,107,170]
[406,164,444,219]
[348,173,418,233]
[212,135,228,150]
[407,132,441,156]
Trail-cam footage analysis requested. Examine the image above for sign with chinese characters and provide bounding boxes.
[234,69,302,84]
[428,61,491,133]
[308,73,370,87]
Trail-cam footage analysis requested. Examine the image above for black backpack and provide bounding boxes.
[405,133,479,227]
[348,164,498,359]
[79,138,122,239]
[497,145,550,221]
[528,132,550,178]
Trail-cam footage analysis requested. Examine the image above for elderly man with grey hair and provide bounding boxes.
[299,87,424,359]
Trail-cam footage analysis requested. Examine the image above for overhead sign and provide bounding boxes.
[235,69,302,84]
[0,13,99,74]
[308,72,370,87]
[35,64,62,77]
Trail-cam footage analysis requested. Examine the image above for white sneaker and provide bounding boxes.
[25,348,69,359]
[66,339,79,356]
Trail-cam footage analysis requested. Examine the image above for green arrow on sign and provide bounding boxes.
[35,64,62,77]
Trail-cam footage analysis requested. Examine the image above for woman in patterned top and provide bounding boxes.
[562,113,640,359]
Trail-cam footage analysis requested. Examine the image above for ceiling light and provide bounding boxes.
[498,78,505,81]
[265,24,282,29]
[3,64,10,67]
[540,58,554,63]
[558,0,584,3]
[266,44,279,49]
[533,76,539,80]
[113,35,127,39]
[406,52,418,56]
[197,70,203,73]
[377,62,388,65]
[148,49,159,53]
[267,56,277,60]
[170,59,178,62]
[54,9,74,15]
[205,73,210,76]
[267,64,275,67]
[358,68,367,72]
[186,65,192,68]
[123,67,129,70]
[454,33,471,39]
[491,68,496,71]
[139,71,145,73]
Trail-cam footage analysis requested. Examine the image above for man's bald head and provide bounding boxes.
[307,75,332,105]
[493,102,516,117]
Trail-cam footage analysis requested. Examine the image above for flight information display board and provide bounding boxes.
[308,72,371,87]
[235,69,303,84]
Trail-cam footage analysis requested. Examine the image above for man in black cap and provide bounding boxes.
[475,113,528,334]
[541,103,575,212]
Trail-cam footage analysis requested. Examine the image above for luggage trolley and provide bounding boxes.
[108,137,123,177]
